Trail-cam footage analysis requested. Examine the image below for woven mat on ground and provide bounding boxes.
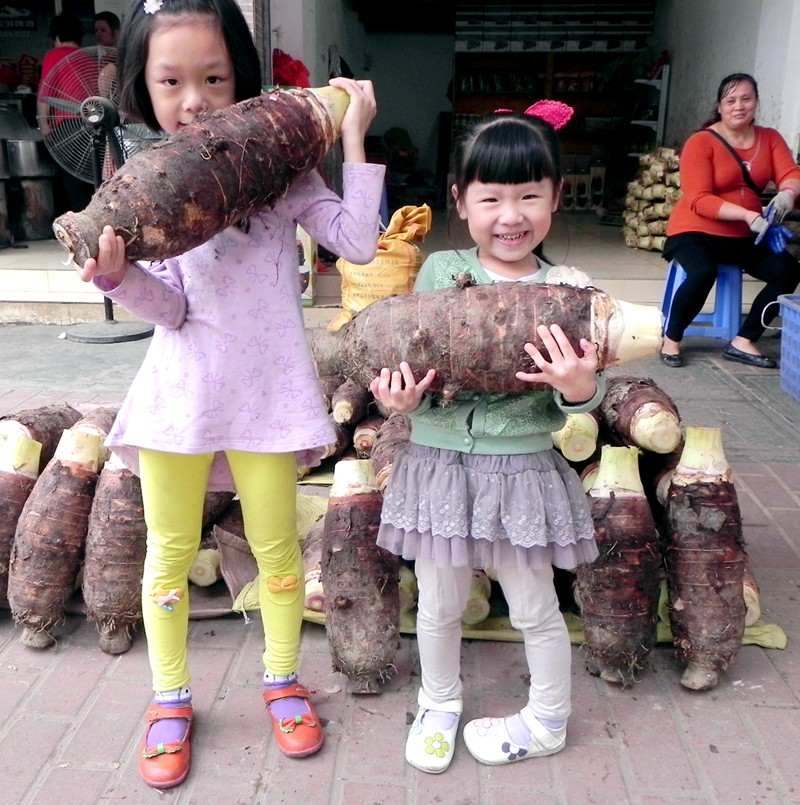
[227,484,787,650]
[300,608,787,650]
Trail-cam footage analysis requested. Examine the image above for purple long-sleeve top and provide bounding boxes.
[99,162,385,490]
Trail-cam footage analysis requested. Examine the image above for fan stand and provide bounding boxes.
[65,98,154,345]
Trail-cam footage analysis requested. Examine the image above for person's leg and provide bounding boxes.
[226,450,322,758]
[736,250,800,345]
[463,563,570,766]
[406,554,471,773]
[138,449,214,788]
[662,240,720,353]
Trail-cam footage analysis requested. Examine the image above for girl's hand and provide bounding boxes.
[329,77,377,162]
[77,225,129,286]
[369,361,436,414]
[516,324,599,403]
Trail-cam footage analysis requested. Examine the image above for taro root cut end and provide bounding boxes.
[53,213,99,268]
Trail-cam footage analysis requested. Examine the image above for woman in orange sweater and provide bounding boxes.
[661,72,800,368]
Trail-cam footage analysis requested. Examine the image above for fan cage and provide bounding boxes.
[37,46,160,184]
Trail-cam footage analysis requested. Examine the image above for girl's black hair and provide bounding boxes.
[117,0,262,132]
[699,72,759,129]
[452,113,563,201]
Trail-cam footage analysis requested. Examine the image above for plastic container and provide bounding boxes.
[778,294,800,403]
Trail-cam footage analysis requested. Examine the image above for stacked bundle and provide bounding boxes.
[622,147,682,252]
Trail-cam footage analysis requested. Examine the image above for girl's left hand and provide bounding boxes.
[516,324,599,402]
[329,77,377,161]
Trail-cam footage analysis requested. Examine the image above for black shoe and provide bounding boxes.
[659,352,684,368]
[722,345,778,369]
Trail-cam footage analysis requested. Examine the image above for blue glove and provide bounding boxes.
[764,190,796,224]
[764,224,793,254]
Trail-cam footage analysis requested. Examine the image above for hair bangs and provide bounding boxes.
[459,116,561,191]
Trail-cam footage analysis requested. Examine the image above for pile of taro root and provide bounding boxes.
[0,372,757,695]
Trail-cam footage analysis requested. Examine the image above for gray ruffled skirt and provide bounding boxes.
[377,442,598,571]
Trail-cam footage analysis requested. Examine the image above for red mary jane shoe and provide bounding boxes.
[139,704,193,789]
[262,683,324,758]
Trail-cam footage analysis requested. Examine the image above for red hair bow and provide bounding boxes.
[493,100,575,131]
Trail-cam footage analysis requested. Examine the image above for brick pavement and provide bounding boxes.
[0,323,799,804]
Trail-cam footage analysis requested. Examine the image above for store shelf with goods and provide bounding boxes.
[630,64,670,152]
[452,51,637,157]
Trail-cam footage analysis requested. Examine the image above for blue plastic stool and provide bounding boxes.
[661,261,743,341]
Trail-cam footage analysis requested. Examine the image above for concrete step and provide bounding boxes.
[0,231,764,326]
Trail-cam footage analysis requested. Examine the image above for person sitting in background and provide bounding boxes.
[660,72,800,369]
[38,12,96,214]
[94,11,121,48]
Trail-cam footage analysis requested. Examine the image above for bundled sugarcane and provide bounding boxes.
[622,147,681,252]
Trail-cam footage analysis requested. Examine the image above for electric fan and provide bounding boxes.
[37,45,160,343]
[37,45,159,185]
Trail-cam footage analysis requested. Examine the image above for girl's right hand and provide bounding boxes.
[370,362,436,413]
[77,225,129,286]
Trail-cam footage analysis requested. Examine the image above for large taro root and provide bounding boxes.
[321,459,399,694]
[311,281,663,402]
[7,408,118,648]
[578,445,661,686]
[52,86,351,266]
[664,427,746,691]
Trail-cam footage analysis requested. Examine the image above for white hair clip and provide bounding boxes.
[143,0,164,13]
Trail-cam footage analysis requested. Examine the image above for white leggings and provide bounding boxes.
[414,555,572,722]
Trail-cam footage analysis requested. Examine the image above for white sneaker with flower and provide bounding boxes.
[404,690,462,774]
[462,713,566,766]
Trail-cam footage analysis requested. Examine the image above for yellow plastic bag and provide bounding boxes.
[327,204,432,331]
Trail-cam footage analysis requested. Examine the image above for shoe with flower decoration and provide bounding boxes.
[404,689,462,774]
[462,714,566,766]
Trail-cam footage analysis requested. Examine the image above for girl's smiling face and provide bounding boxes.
[144,15,236,134]
[455,178,560,278]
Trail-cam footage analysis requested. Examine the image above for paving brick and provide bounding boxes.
[0,672,32,721]
[745,707,800,796]
[725,646,798,707]
[488,790,559,805]
[339,781,407,805]
[60,679,147,765]
[551,744,630,804]
[740,473,800,510]
[690,746,786,805]
[24,646,114,718]
[604,677,703,794]
[32,767,113,805]
[0,716,71,803]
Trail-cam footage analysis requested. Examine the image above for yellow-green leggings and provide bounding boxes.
[139,449,303,692]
